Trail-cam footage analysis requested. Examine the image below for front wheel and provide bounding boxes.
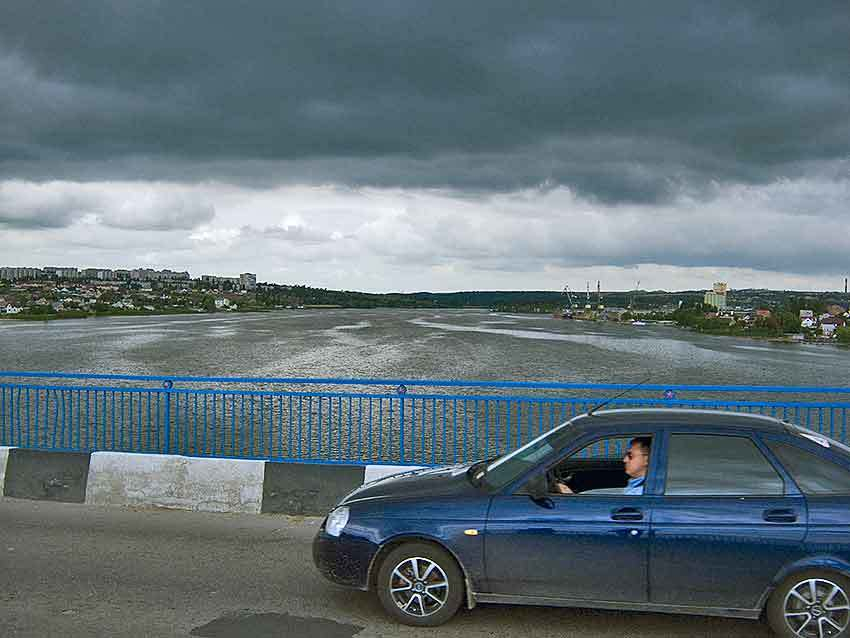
[767,570,850,637]
[376,542,465,627]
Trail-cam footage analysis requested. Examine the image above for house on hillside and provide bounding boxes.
[821,315,845,337]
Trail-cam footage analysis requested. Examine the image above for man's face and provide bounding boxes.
[623,442,649,479]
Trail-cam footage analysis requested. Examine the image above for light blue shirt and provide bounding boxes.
[624,476,646,495]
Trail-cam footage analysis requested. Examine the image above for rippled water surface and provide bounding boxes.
[1,309,846,387]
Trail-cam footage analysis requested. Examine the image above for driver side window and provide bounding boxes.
[551,434,653,496]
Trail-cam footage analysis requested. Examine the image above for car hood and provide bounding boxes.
[340,463,481,505]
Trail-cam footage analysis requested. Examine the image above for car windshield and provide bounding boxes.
[476,420,578,489]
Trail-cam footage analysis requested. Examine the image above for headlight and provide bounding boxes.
[325,506,350,537]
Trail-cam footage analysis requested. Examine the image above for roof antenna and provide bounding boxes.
[586,375,653,416]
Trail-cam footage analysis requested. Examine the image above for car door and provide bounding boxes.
[649,430,808,611]
[484,432,658,603]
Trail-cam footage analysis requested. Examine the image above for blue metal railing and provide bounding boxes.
[1,371,850,465]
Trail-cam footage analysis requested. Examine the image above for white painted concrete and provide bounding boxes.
[0,447,11,496]
[86,452,265,514]
[364,464,424,483]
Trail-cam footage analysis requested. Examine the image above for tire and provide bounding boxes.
[375,542,465,627]
[767,569,850,637]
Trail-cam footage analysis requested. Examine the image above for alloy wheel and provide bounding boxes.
[784,578,850,638]
[388,556,450,617]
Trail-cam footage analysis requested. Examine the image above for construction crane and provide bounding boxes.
[562,284,576,309]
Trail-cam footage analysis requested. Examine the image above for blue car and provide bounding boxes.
[313,409,850,637]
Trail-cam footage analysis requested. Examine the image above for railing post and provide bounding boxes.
[162,380,174,454]
[397,384,407,463]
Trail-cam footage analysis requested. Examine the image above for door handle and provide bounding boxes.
[763,508,797,523]
[611,507,643,522]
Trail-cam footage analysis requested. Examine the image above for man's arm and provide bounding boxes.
[553,481,574,495]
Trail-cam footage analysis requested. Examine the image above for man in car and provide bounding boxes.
[554,436,651,495]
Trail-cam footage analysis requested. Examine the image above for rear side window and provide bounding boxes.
[767,441,850,495]
[666,434,784,496]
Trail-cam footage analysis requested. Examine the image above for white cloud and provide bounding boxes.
[0,180,215,230]
[3,170,850,291]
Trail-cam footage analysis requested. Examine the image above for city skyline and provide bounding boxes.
[1,3,848,293]
[5,262,850,295]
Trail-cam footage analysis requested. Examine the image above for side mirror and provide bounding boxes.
[524,473,549,501]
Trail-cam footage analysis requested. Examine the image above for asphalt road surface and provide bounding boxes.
[0,499,773,638]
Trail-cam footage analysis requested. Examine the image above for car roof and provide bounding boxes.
[566,408,788,435]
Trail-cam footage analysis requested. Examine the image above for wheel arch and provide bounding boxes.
[366,534,476,610]
[757,556,850,611]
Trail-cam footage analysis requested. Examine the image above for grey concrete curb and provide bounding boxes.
[3,448,90,503]
[0,448,423,515]
[0,447,11,496]
[87,452,266,514]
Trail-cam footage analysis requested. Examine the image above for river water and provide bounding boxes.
[0,308,844,387]
[2,309,848,462]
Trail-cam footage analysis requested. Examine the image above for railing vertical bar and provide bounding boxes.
[110,391,115,450]
[318,396,323,457]
[119,391,125,450]
[51,389,59,449]
[156,392,162,453]
[33,388,39,448]
[145,391,152,451]
[65,390,71,449]
[323,395,330,460]
[421,398,426,464]
[440,399,446,464]
[292,395,298,460]
[410,398,416,461]
[249,395,255,457]
[388,396,394,462]
[452,398,458,464]
[208,393,215,456]
[203,394,210,456]
[135,391,141,452]
[368,398,373,463]
[0,386,5,445]
[358,397,363,461]
[337,396,343,461]
[260,395,266,457]
[377,397,383,461]
[306,396,312,459]
[25,387,31,448]
[830,407,835,439]
[422,398,429,464]
[240,394,247,456]
[462,399,468,462]
[347,396,353,460]
[474,399,479,460]
[431,397,437,465]
[496,399,502,456]
[231,394,237,457]
[13,387,19,446]
[484,400,490,458]
[538,400,543,437]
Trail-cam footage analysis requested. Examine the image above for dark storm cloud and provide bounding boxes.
[0,1,848,203]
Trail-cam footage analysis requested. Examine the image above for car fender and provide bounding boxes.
[756,555,850,610]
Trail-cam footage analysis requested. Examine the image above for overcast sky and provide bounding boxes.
[1,2,848,292]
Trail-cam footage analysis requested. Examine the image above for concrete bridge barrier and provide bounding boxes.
[0,448,421,515]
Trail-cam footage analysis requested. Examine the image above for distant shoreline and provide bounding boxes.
[0,308,272,321]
